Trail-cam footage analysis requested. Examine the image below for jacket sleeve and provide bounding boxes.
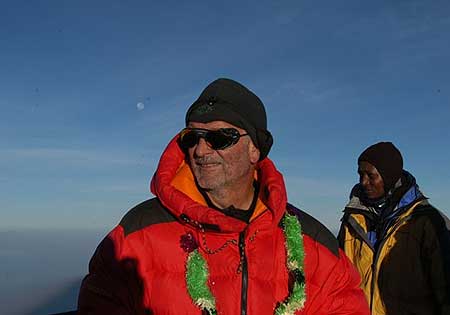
[301,233,370,315]
[323,249,370,315]
[423,211,450,315]
[77,226,146,315]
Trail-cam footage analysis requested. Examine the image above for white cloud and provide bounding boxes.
[0,148,146,166]
[0,249,26,257]
[78,181,148,193]
[257,74,358,114]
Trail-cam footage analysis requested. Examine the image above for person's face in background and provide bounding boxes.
[358,161,385,199]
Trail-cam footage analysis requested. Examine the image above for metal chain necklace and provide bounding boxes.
[180,213,306,315]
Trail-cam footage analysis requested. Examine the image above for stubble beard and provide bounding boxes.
[192,159,253,196]
[192,160,228,193]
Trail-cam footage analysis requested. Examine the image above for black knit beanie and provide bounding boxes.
[358,142,403,191]
[185,78,273,160]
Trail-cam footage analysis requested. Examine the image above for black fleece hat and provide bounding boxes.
[358,142,403,191]
[185,78,273,160]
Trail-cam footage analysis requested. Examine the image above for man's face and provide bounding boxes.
[358,161,385,199]
[186,121,260,192]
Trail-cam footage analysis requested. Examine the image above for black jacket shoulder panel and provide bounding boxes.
[119,198,177,237]
[286,203,339,258]
[427,208,450,301]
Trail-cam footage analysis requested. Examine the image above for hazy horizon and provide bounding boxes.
[0,229,106,315]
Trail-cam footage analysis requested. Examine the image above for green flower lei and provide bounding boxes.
[185,213,305,315]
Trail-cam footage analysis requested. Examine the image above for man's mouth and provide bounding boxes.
[199,164,217,168]
[196,161,220,169]
[364,190,377,198]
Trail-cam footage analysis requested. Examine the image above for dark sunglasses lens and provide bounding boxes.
[206,131,234,150]
[180,128,239,150]
[180,131,199,148]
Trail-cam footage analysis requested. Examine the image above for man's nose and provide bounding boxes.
[194,138,213,157]
[360,175,369,187]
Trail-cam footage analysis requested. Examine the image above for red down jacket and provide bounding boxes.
[78,137,369,315]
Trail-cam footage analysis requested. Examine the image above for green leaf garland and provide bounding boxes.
[186,249,216,314]
[184,213,305,315]
[283,213,305,272]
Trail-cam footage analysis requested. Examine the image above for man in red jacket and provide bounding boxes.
[78,78,369,315]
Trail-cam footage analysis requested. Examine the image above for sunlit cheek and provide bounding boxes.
[225,157,250,179]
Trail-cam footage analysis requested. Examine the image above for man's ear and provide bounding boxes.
[248,141,260,164]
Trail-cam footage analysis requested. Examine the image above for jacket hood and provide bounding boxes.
[150,135,287,233]
[344,170,426,214]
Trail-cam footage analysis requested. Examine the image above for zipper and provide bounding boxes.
[368,213,413,311]
[239,231,248,315]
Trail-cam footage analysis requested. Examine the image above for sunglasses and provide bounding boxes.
[179,128,249,150]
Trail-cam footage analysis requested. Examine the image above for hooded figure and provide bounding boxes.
[78,78,369,315]
[338,142,450,315]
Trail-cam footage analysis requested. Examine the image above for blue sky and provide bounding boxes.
[1,0,450,232]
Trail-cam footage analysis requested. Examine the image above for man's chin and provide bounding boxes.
[363,191,383,200]
[198,181,218,192]
[194,174,222,190]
